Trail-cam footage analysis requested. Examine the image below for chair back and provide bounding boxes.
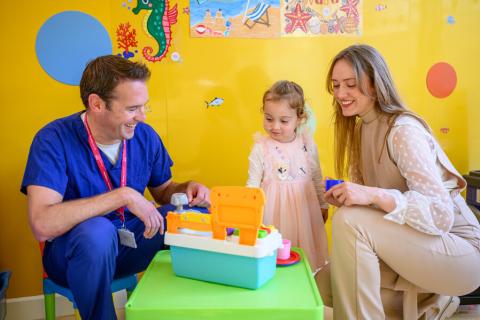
[246,2,270,21]
[38,242,48,279]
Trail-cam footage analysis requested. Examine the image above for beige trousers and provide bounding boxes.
[317,206,480,320]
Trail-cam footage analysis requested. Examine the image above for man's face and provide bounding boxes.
[99,80,149,144]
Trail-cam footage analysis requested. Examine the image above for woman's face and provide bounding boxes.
[331,58,376,118]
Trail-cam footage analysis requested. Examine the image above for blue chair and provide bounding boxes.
[40,242,137,319]
[0,271,11,320]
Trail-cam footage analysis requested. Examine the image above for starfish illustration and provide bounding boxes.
[285,3,312,33]
[183,7,190,15]
[340,0,360,18]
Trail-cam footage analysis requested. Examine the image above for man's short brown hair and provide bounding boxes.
[80,55,151,108]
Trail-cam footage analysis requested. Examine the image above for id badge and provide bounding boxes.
[118,228,137,248]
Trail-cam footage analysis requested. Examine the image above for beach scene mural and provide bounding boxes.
[281,0,362,37]
[190,0,362,38]
[190,0,281,38]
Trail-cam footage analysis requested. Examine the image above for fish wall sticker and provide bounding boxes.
[205,97,224,108]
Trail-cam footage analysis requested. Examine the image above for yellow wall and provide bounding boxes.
[1,0,479,298]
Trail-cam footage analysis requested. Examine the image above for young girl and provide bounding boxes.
[246,80,329,272]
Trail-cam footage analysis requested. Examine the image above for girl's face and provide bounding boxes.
[331,58,376,118]
[263,99,300,143]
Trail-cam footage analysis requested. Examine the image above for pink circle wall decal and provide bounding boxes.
[426,62,457,98]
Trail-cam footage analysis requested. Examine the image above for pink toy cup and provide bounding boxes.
[277,239,291,260]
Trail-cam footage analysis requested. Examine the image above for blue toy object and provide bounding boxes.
[325,179,344,191]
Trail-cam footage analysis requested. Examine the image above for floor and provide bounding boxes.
[57,305,480,319]
[451,305,480,319]
[323,305,480,320]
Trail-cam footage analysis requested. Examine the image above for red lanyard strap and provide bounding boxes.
[84,113,127,223]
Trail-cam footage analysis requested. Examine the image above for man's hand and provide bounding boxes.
[186,181,210,207]
[124,187,164,238]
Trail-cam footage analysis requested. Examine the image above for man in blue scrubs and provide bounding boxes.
[21,55,210,319]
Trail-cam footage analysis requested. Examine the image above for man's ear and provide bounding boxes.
[87,94,105,112]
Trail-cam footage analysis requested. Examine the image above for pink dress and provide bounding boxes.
[247,132,329,270]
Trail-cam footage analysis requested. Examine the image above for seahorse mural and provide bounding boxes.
[132,0,178,62]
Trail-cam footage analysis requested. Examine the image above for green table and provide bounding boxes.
[126,248,323,320]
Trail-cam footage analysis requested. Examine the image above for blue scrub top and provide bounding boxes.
[21,112,173,221]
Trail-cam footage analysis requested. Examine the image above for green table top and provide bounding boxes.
[126,248,323,320]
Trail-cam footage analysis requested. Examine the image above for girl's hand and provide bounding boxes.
[324,181,376,207]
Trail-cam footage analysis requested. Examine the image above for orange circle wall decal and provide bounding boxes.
[426,62,457,98]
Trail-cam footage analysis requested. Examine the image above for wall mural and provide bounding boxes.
[116,22,138,59]
[189,0,363,38]
[281,0,362,37]
[132,0,178,62]
[190,0,280,38]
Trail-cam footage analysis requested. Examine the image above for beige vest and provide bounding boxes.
[359,108,480,318]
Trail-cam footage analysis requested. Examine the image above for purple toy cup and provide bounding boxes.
[325,179,344,191]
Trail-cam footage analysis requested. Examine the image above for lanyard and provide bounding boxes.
[83,113,127,225]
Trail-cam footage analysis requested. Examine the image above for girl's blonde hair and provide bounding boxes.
[325,44,428,179]
[263,80,308,123]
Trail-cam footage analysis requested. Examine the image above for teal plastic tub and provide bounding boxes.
[165,230,282,289]
[170,245,277,289]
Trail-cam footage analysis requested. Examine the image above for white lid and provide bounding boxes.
[165,230,283,258]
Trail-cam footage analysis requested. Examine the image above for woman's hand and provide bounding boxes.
[324,181,376,207]
[324,181,396,212]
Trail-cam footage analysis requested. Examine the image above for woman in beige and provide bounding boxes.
[322,44,480,319]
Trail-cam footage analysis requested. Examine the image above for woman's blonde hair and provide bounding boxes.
[325,44,426,179]
[263,80,308,123]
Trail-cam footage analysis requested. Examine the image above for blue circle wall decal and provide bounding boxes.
[35,11,112,86]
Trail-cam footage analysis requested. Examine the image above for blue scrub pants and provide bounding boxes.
[42,205,173,320]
